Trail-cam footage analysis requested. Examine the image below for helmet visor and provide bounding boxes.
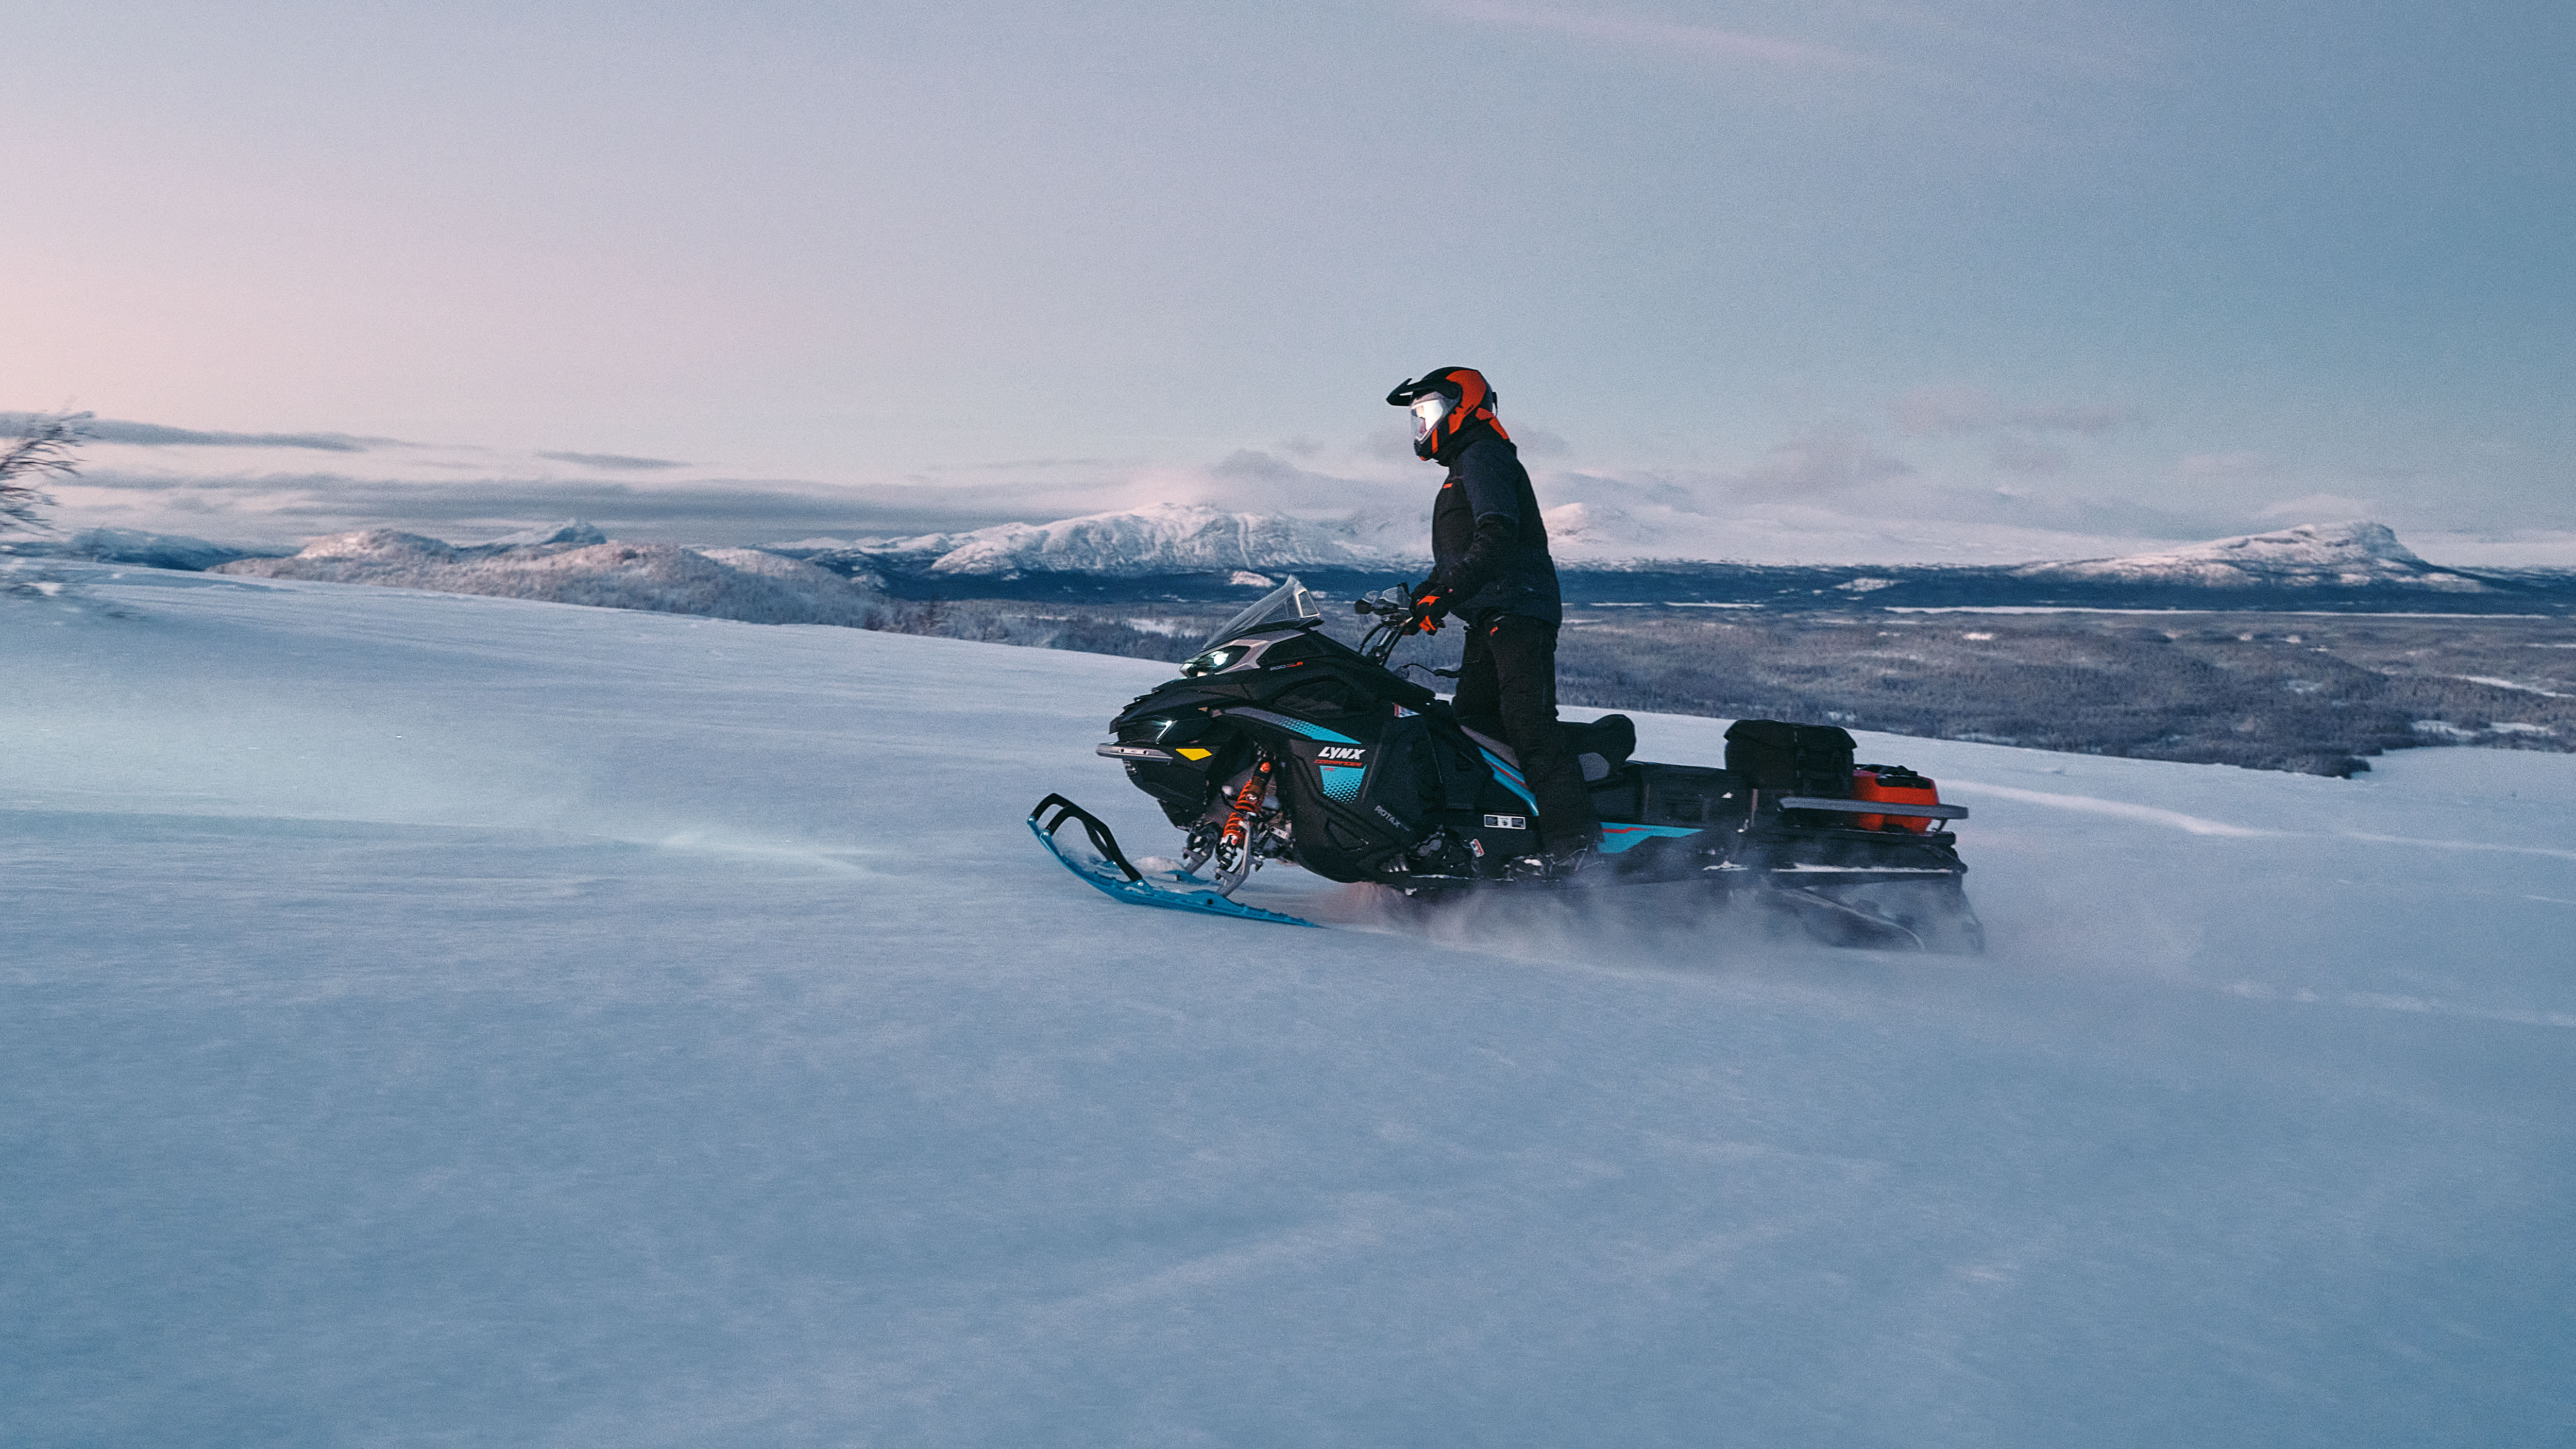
[1409,394,1453,443]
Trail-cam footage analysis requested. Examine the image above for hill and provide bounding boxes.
[5,566,2571,1445]
[211,525,888,626]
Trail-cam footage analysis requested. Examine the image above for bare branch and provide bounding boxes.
[0,410,91,535]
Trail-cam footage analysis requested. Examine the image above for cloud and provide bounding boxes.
[1509,423,1573,458]
[2257,492,2377,521]
[1531,416,2287,549]
[537,451,690,470]
[1431,0,1888,72]
[1893,386,2130,436]
[1990,435,2072,475]
[2011,402,2131,434]
[1211,449,1308,486]
[1367,425,1419,464]
[2177,451,2275,478]
[916,457,1125,473]
[1207,449,1397,514]
[1734,424,1914,497]
[0,413,392,452]
[1899,484,2256,542]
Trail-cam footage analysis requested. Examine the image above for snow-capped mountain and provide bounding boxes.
[776,498,1774,576]
[2011,520,2486,590]
[781,501,1421,578]
[778,507,2496,591]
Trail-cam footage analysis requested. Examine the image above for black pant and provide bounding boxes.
[1452,612,1600,850]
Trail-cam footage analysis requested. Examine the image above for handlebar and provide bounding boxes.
[1351,584,1416,666]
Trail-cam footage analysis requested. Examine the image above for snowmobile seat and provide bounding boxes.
[1459,714,1637,783]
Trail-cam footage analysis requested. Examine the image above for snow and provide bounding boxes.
[6,566,2574,1445]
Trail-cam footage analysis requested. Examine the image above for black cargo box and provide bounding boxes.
[1723,720,1857,797]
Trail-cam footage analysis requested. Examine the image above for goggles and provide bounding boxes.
[1409,393,1454,443]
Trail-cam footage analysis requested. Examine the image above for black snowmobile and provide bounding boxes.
[1031,577,1981,951]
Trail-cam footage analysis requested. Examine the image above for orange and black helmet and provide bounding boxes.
[1386,366,1512,462]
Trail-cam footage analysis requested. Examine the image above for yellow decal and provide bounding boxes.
[1175,747,1213,761]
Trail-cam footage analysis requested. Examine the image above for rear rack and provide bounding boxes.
[1771,795,1969,821]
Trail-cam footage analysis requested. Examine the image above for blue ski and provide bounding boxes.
[1028,794,1319,928]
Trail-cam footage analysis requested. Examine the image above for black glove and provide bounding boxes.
[1404,584,1453,636]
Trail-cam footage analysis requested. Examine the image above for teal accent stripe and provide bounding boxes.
[1597,823,1701,855]
[1476,748,1539,811]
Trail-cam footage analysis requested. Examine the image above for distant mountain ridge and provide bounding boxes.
[36,513,2576,614]
[772,501,1418,578]
[211,526,887,627]
[761,510,2562,600]
[2011,521,2485,591]
[769,510,2500,587]
[6,527,293,572]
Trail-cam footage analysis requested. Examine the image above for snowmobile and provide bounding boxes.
[1031,577,1982,951]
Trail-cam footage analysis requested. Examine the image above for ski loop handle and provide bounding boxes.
[1029,794,1146,883]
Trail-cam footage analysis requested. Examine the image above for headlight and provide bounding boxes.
[1181,646,1246,677]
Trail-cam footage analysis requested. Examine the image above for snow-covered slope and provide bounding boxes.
[2013,520,2487,589]
[6,568,2573,1445]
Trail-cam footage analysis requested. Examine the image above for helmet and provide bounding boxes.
[1386,366,1511,462]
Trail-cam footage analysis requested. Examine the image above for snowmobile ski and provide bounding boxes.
[1028,794,1319,928]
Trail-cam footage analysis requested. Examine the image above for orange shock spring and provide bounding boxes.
[1221,759,1273,851]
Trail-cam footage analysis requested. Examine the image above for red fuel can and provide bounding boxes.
[1851,765,1942,832]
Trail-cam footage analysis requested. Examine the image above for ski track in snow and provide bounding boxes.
[7,564,2575,1447]
[2218,982,2576,1031]
[1946,782,2576,862]
[1938,779,2281,836]
[2344,831,2576,863]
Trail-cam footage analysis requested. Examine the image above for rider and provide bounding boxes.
[1385,366,1601,871]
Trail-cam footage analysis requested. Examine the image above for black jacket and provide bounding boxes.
[1428,432,1562,623]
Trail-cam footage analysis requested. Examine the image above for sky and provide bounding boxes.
[5,1,2571,561]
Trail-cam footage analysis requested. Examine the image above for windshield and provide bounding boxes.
[1199,576,1321,652]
